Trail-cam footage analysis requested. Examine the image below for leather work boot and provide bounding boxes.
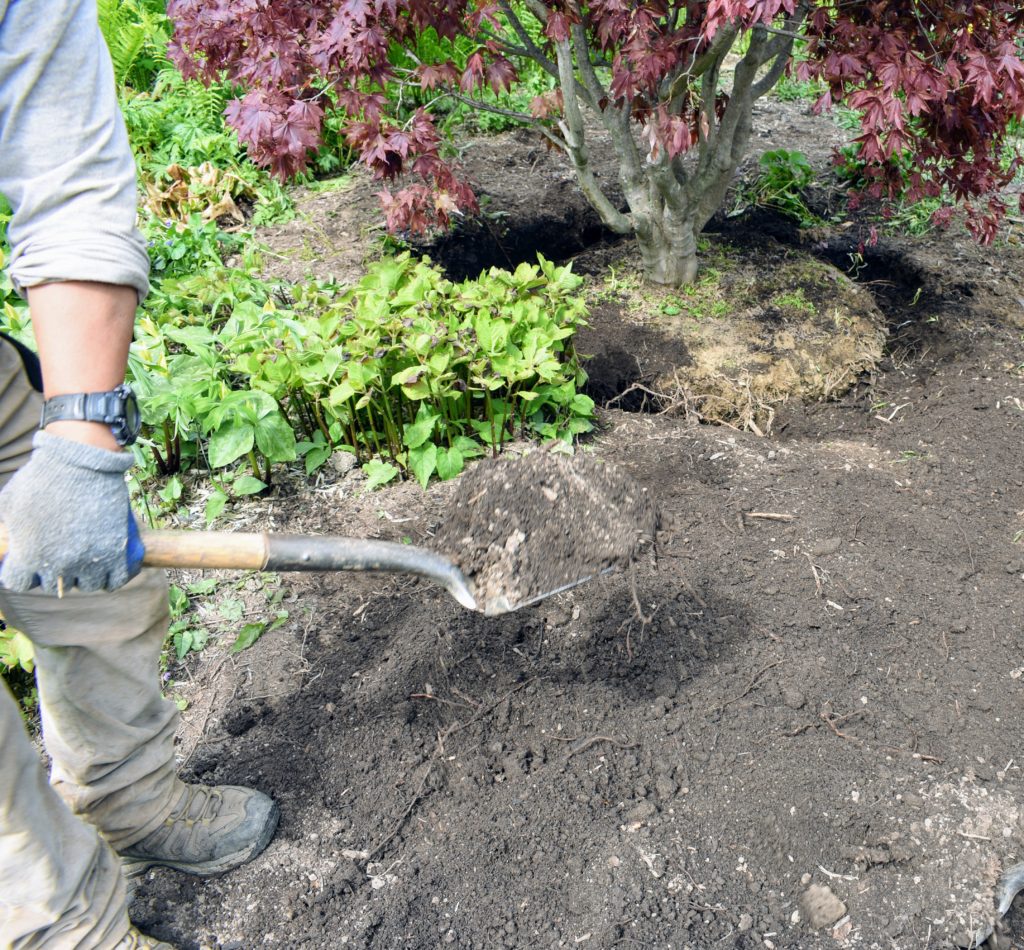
[120,783,279,880]
[114,926,180,949]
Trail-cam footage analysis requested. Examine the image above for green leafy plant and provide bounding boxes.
[144,213,245,278]
[97,0,170,91]
[0,624,38,719]
[166,582,209,660]
[123,68,237,168]
[230,611,290,653]
[0,197,31,348]
[307,252,592,486]
[162,577,290,661]
[771,288,815,313]
[772,74,827,103]
[0,622,34,677]
[131,252,593,491]
[740,149,817,226]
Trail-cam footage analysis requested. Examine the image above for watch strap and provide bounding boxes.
[41,391,125,429]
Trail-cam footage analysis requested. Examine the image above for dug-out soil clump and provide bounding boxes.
[435,449,660,614]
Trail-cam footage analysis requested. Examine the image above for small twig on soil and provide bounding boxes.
[817,864,858,882]
[409,692,477,713]
[451,687,481,709]
[813,708,944,764]
[820,708,865,745]
[711,660,781,715]
[562,735,638,760]
[363,762,435,865]
[873,402,910,423]
[436,677,535,753]
[686,899,726,914]
[681,575,707,610]
[743,512,795,522]
[957,830,992,842]
[953,517,977,576]
[804,552,827,597]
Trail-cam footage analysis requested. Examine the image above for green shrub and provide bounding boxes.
[131,252,593,496]
[0,584,35,717]
[772,74,827,103]
[740,149,817,226]
[0,198,31,350]
[143,214,245,278]
[0,625,33,677]
[122,69,293,225]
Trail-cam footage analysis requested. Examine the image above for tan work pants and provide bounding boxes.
[0,341,180,948]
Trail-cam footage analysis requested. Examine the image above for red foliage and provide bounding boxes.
[799,0,1024,239]
[167,0,1024,239]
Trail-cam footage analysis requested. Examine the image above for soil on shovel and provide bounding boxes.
[435,449,661,614]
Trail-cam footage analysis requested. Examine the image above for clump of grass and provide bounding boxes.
[772,288,815,314]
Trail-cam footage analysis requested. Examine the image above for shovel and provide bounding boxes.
[0,526,600,616]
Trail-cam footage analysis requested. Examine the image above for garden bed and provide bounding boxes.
[131,99,1024,950]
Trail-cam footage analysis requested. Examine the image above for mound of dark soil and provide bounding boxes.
[436,449,660,614]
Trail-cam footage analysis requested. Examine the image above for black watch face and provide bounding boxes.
[124,390,141,436]
[111,384,142,445]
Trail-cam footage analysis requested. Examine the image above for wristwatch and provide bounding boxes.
[40,383,142,446]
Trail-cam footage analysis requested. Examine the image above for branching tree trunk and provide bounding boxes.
[504,3,807,285]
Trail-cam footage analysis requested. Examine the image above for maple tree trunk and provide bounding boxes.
[543,14,800,288]
[632,205,699,287]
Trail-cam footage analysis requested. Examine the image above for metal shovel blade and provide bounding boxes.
[481,567,616,616]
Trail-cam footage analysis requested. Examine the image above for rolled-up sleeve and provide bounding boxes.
[0,0,150,300]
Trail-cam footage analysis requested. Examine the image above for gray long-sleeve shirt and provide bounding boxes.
[0,0,150,300]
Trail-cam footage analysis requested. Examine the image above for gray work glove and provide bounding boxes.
[0,431,143,594]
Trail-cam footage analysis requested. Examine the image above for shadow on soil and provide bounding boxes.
[183,573,752,805]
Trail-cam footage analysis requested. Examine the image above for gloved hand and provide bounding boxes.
[0,431,144,594]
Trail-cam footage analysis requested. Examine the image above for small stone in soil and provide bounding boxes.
[800,884,847,929]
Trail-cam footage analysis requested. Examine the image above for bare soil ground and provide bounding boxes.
[133,98,1024,949]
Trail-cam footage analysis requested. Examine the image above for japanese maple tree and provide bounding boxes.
[168,1,1024,286]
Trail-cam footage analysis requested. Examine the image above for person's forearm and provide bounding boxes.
[28,281,136,451]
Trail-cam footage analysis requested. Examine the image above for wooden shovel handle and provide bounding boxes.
[0,525,478,610]
[0,524,270,570]
[132,529,271,570]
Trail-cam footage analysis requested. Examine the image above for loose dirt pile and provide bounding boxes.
[435,448,660,615]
